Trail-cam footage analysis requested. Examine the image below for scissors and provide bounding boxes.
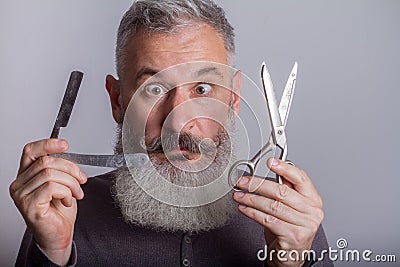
[228,61,298,190]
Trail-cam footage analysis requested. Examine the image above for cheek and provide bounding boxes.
[144,108,164,141]
[195,118,224,138]
[124,98,158,134]
[123,89,164,142]
[188,98,232,139]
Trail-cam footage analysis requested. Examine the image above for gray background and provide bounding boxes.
[1,1,399,266]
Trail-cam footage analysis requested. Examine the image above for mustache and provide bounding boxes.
[146,131,220,155]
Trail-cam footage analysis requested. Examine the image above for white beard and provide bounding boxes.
[112,124,237,233]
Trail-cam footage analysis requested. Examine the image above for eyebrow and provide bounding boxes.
[137,66,224,79]
[136,67,160,81]
[134,65,226,89]
[196,67,225,80]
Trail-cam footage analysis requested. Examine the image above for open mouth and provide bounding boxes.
[149,147,200,162]
[166,148,199,160]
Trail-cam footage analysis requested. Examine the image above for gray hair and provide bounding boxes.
[116,0,235,78]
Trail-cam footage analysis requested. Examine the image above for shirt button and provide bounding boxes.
[184,236,191,244]
[182,258,190,266]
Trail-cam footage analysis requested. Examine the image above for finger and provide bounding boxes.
[267,158,318,199]
[233,191,309,226]
[25,181,74,220]
[14,169,84,201]
[238,204,320,257]
[19,139,68,174]
[60,195,73,207]
[282,179,294,189]
[235,176,314,213]
[16,155,87,189]
[236,204,300,240]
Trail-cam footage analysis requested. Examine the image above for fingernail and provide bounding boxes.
[58,139,67,148]
[238,205,247,210]
[234,192,244,199]
[239,177,249,185]
[270,158,279,167]
[79,171,87,181]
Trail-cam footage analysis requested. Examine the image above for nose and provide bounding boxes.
[163,87,196,134]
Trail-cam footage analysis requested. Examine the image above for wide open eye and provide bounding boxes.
[144,83,166,97]
[194,83,212,96]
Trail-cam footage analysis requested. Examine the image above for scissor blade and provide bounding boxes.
[261,62,286,148]
[278,62,298,126]
[52,152,149,168]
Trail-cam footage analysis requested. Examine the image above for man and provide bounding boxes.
[10,0,332,266]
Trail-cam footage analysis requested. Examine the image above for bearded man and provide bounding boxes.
[10,1,332,266]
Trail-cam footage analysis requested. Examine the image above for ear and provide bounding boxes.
[231,70,242,116]
[105,74,123,123]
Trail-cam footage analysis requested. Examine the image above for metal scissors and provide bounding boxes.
[228,61,298,189]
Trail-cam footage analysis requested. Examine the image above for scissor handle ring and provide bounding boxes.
[228,160,255,191]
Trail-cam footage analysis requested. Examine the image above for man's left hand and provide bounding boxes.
[233,158,324,267]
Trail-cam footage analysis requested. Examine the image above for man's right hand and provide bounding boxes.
[9,139,87,266]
